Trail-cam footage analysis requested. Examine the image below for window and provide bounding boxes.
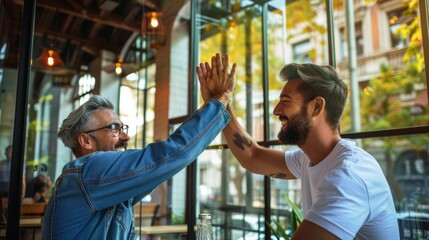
[0,43,6,60]
[355,21,364,56]
[198,0,428,239]
[119,36,156,149]
[339,21,364,60]
[388,8,414,48]
[74,72,95,108]
[292,40,312,63]
[339,27,347,61]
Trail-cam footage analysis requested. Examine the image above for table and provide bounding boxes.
[20,218,42,240]
[135,224,188,239]
[20,218,42,228]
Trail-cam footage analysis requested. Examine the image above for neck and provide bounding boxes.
[300,130,341,166]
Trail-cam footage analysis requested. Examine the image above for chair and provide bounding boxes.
[19,203,46,240]
[0,198,6,239]
[134,203,160,240]
[0,198,7,225]
[134,203,159,227]
[20,203,46,219]
[0,199,46,240]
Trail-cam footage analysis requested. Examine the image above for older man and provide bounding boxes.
[42,53,236,239]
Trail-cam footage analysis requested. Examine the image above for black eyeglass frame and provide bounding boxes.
[83,123,129,136]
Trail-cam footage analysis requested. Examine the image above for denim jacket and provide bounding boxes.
[42,99,231,240]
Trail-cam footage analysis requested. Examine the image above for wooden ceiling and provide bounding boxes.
[1,0,160,73]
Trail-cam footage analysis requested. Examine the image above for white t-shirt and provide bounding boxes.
[285,139,399,240]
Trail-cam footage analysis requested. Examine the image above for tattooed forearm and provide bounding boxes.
[270,173,288,179]
[233,133,252,151]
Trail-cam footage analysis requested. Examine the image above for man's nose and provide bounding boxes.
[273,102,281,116]
[119,131,130,141]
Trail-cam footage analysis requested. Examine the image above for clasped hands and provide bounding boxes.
[196,53,236,106]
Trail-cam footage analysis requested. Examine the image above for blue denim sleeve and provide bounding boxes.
[79,99,231,210]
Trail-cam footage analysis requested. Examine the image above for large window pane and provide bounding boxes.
[269,0,329,142]
[335,0,428,133]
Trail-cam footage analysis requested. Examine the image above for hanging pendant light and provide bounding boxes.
[35,47,64,68]
[142,11,164,47]
[115,58,123,75]
[149,12,159,29]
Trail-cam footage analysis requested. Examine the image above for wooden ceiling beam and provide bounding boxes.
[34,27,120,55]
[37,0,141,32]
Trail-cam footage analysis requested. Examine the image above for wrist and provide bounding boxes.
[214,92,231,106]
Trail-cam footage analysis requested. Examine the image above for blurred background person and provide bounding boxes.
[0,145,26,198]
[32,175,52,203]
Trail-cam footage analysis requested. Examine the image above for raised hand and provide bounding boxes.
[196,53,236,106]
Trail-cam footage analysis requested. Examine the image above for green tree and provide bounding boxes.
[359,0,429,201]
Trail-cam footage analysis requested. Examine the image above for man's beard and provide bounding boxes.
[278,106,311,146]
[94,138,128,151]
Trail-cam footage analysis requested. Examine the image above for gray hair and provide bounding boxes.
[57,95,114,153]
[279,63,348,129]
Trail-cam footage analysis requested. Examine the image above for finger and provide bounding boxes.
[204,62,211,75]
[223,54,230,77]
[230,63,237,85]
[196,66,203,80]
[197,70,209,89]
[198,71,211,101]
[216,53,222,77]
[203,62,211,81]
[199,63,207,78]
[211,56,217,79]
[230,62,237,75]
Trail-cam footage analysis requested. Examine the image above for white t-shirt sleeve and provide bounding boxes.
[285,150,303,179]
[305,167,370,239]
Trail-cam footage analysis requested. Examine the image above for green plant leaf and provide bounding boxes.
[266,220,282,240]
[274,220,290,239]
[283,192,303,224]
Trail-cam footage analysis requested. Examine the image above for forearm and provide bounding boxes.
[222,104,261,172]
[223,104,295,179]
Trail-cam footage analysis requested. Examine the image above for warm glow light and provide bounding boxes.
[115,62,122,75]
[47,50,55,66]
[35,48,64,68]
[150,12,159,28]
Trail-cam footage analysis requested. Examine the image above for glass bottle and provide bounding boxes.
[196,213,214,240]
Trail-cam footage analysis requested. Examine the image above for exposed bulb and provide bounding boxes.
[115,62,122,75]
[150,12,159,28]
[47,50,55,66]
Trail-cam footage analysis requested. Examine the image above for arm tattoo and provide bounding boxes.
[270,173,288,179]
[233,133,252,151]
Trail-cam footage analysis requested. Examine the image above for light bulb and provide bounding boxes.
[47,56,54,66]
[47,50,55,66]
[115,62,122,75]
[150,12,159,28]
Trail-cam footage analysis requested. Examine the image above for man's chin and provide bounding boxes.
[115,146,127,151]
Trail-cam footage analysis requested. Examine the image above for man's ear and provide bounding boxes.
[77,133,94,150]
[312,96,325,116]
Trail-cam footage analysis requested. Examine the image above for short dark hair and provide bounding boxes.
[279,63,348,129]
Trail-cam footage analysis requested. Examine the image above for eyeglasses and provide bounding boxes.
[83,123,129,137]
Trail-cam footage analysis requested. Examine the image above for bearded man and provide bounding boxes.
[197,57,399,240]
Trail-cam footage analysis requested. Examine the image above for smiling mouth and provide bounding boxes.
[116,146,126,151]
[279,117,288,127]
[115,143,127,151]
